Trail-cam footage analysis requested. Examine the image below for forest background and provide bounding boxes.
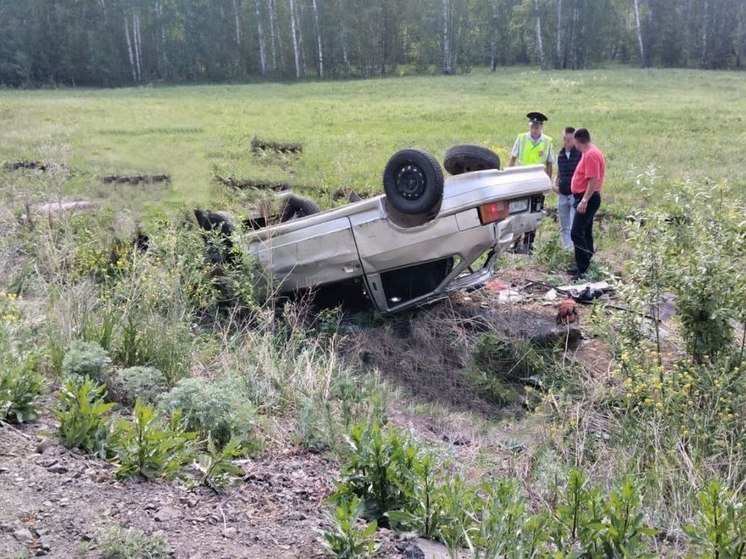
[1,0,745,88]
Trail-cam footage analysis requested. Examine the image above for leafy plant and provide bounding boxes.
[332,421,420,525]
[0,352,43,424]
[320,496,378,559]
[110,399,198,480]
[468,480,550,559]
[98,525,168,559]
[54,376,114,458]
[194,435,245,491]
[685,480,746,558]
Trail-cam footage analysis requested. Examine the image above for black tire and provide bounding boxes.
[280,194,321,222]
[382,148,444,216]
[444,144,500,175]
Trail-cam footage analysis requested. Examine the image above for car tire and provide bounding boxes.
[444,144,500,175]
[383,148,444,217]
[279,194,321,222]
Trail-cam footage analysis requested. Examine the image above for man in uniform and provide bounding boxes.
[508,111,555,252]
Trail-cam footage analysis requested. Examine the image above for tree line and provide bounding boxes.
[0,0,744,88]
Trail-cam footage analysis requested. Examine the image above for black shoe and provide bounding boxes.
[571,271,588,282]
[566,265,579,275]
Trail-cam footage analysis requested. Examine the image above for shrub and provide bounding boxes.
[158,376,256,447]
[98,525,168,559]
[111,366,168,407]
[110,399,198,480]
[0,352,43,424]
[685,480,746,558]
[61,339,112,383]
[332,421,420,525]
[54,376,114,458]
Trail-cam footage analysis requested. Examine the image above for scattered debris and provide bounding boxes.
[4,160,47,172]
[19,200,98,225]
[250,136,303,154]
[556,280,611,294]
[556,298,579,325]
[100,174,170,185]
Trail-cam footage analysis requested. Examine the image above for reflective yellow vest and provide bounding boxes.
[516,134,553,165]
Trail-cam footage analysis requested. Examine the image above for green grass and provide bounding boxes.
[1,67,744,218]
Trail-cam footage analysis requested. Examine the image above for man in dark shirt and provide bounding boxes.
[553,126,582,250]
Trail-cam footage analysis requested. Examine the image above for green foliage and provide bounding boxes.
[54,376,114,458]
[111,366,169,407]
[621,181,744,365]
[685,480,746,558]
[551,469,656,558]
[319,496,379,559]
[110,400,198,480]
[0,349,43,424]
[158,376,256,447]
[194,435,245,491]
[98,525,168,559]
[533,228,574,274]
[61,339,112,383]
[333,422,420,524]
[468,480,550,559]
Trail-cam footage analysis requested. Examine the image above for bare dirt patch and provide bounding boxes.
[0,420,344,558]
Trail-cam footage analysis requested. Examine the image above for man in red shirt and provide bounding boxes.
[569,128,605,280]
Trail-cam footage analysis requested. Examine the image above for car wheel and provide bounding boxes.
[280,194,320,222]
[444,144,500,175]
[383,148,444,217]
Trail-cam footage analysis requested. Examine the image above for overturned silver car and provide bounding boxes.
[236,145,551,315]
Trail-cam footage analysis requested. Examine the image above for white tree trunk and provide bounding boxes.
[534,0,545,69]
[268,0,279,70]
[700,0,709,67]
[634,0,647,67]
[311,0,323,78]
[338,0,350,77]
[442,0,451,74]
[133,12,143,82]
[124,15,137,83]
[233,0,241,45]
[254,0,267,75]
[556,0,563,67]
[288,0,301,78]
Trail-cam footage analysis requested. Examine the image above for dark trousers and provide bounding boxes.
[571,192,601,274]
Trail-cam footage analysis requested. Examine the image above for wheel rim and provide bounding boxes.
[395,163,426,200]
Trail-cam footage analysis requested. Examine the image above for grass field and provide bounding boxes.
[1,67,744,217]
[1,67,745,557]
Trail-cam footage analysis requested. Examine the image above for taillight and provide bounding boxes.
[478,201,509,224]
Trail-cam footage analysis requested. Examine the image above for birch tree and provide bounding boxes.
[311,0,324,78]
[633,0,647,67]
[533,0,545,69]
[254,0,267,75]
[288,0,301,78]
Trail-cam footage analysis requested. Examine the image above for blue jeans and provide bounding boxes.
[557,193,575,249]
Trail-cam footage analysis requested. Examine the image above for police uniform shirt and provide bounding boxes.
[511,132,556,164]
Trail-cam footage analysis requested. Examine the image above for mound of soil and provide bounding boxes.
[340,292,580,417]
[100,174,170,186]
[4,160,47,172]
